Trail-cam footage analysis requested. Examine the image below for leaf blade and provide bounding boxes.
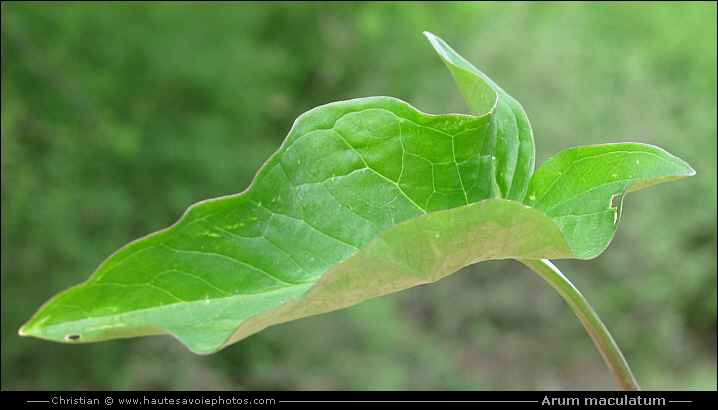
[20,96,500,353]
[524,142,696,258]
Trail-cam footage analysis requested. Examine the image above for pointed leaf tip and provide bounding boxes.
[525,142,695,259]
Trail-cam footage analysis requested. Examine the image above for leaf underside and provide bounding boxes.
[20,32,695,354]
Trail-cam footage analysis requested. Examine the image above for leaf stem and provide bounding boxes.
[517,258,640,391]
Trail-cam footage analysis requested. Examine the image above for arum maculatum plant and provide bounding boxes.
[20,32,695,390]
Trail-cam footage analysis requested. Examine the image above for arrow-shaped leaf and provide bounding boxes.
[20,33,694,355]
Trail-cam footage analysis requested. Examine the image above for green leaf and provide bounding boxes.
[19,95,500,354]
[19,33,695,354]
[524,143,695,259]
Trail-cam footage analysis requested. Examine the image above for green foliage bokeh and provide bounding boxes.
[2,1,715,390]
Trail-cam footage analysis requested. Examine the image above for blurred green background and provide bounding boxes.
[2,1,715,391]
